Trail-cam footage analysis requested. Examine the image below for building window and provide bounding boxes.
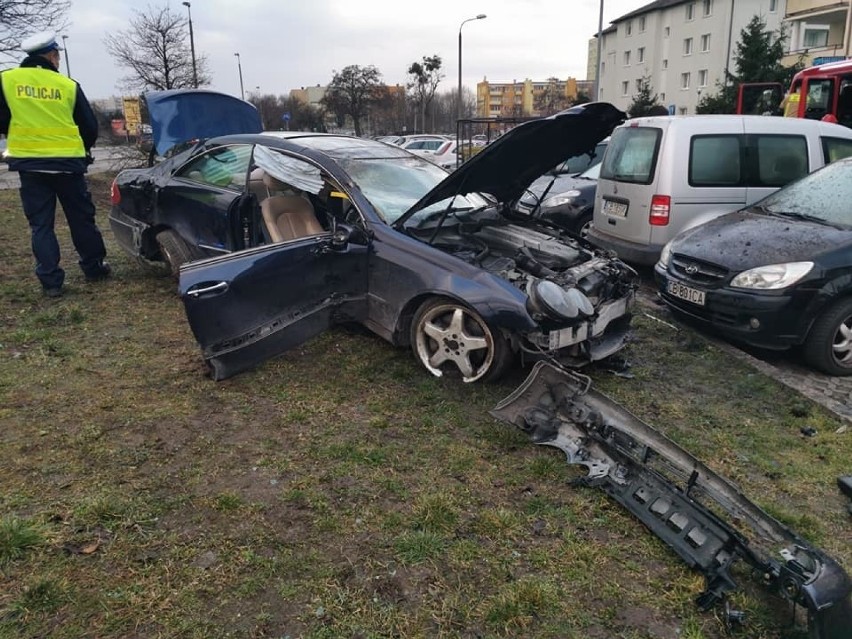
[601,61,606,76]
[686,3,695,21]
[639,16,646,32]
[625,21,632,36]
[622,81,629,96]
[684,38,694,55]
[638,47,645,63]
[769,0,777,13]
[636,79,643,91]
[624,50,631,66]
[803,26,830,48]
[663,59,668,69]
[702,0,712,17]
[681,72,691,89]
[660,92,666,101]
[664,26,670,37]
[700,34,711,52]
[698,69,708,87]
[679,106,688,114]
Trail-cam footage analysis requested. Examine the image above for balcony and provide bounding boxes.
[784,5,849,62]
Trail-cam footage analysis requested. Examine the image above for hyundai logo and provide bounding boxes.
[685,264,699,275]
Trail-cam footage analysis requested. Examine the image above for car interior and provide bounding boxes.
[246,165,353,246]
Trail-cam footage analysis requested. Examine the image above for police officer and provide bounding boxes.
[0,31,109,298]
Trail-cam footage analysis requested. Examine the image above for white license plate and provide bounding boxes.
[603,199,628,217]
[667,280,705,306]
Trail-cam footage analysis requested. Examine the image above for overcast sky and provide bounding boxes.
[54,0,645,101]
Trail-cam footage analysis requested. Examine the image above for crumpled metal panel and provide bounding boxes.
[491,362,851,638]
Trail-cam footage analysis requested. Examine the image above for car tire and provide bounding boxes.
[411,297,512,383]
[574,210,593,239]
[803,297,852,376]
[155,229,204,277]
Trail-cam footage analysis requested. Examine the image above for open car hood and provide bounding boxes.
[395,102,625,226]
[146,90,262,156]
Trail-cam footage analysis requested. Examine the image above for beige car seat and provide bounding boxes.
[261,193,324,242]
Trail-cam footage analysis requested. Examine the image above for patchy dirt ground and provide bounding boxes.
[0,173,848,638]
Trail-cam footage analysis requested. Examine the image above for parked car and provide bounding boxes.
[516,146,606,237]
[404,139,460,170]
[654,157,852,375]
[588,115,852,265]
[110,93,635,382]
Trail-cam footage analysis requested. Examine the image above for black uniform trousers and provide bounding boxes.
[19,170,106,290]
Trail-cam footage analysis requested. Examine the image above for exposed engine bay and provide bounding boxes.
[417,219,634,305]
[407,217,637,362]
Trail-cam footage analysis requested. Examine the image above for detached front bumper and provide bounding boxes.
[492,362,852,638]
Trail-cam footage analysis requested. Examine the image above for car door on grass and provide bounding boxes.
[178,151,371,381]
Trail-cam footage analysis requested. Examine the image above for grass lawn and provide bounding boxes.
[0,172,849,638]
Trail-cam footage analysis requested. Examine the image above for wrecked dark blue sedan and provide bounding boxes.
[110,92,636,382]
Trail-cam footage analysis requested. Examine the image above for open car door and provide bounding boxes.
[179,230,369,380]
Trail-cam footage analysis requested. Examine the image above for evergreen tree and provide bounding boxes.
[627,76,663,118]
[697,16,802,114]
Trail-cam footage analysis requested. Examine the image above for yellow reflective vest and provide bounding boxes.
[1,67,85,158]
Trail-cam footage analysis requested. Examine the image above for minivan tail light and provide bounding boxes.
[110,179,121,205]
[649,195,670,226]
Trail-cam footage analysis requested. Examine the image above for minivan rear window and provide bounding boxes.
[600,127,661,184]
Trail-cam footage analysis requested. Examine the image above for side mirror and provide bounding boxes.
[331,226,351,250]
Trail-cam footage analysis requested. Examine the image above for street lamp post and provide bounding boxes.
[234,53,244,100]
[458,14,487,123]
[593,0,604,101]
[182,1,198,88]
[61,35,70,76]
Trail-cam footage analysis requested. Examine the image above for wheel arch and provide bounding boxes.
[390,290,521,349]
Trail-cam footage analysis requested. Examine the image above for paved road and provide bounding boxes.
[0,146,146,189]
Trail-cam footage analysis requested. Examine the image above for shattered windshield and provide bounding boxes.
[340,156,488,225]
[757,159,852,227]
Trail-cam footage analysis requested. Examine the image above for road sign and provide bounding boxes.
[282,112,291,121]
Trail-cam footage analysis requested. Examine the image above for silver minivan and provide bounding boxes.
[587,115,852,265]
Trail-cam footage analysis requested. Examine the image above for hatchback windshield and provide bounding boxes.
[340,156,488,225]
[758,158,852,227]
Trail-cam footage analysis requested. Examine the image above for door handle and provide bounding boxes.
[186,281,229,297]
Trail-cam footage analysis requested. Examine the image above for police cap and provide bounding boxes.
[20,31,62,56]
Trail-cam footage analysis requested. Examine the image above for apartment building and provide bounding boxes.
[784,0,852,66]
[595,0,784,114]
[475,77,579,118]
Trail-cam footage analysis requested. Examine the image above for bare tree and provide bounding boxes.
[104,5,210,92]
[534,77,571,116]
[0,0,70,59]
[407,55,443,133]
[322,65,384,137]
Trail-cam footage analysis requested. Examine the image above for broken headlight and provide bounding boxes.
[528,279,594,321]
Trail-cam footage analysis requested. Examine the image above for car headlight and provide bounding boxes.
[541,190,581,209]
[528,279,594,321]
[730,262,814,290]
[658,241,673,268]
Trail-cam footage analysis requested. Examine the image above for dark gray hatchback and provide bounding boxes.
[654,157,852,375]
